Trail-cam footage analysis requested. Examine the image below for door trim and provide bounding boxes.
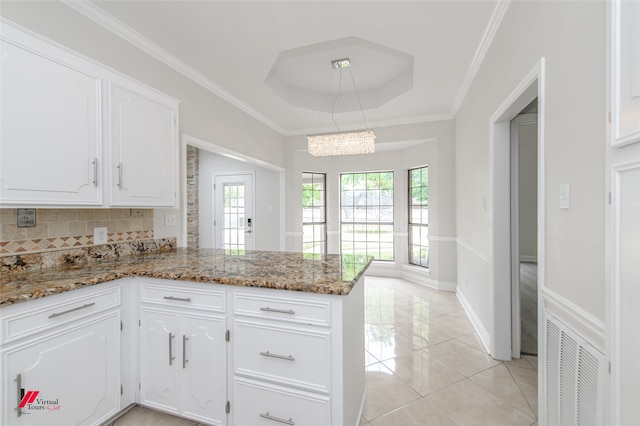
[489,58,546,361]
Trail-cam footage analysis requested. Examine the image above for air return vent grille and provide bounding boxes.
[544,314,604,425]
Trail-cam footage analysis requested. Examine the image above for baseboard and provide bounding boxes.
[366,263,456,291]
[456,288,491,354]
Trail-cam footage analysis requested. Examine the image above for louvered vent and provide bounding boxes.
[544,314,604,426]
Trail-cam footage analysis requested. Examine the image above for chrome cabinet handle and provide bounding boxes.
[182,335,189,369]
[15,373,22,417]
[48,302,95,318]
[117,162,123,188]
[169,332,175,366]
[92,157,98,186]
[260,307,295,315]
[260,412,295,425]
[164,296,192,302]
[260,351,295,361]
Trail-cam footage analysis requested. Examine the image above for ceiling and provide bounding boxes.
[69,1,505,136]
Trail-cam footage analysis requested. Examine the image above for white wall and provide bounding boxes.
[198,150,282,251]
[455,1,605,347]
[284,120,457,289]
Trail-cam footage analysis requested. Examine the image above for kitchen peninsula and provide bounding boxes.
[1,241,372,426]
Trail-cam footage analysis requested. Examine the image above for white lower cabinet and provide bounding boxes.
[0,285,121,426]
[231,282,365,426]
[139,281,227,426]
[234,378,331,426]
[1,276,365,426]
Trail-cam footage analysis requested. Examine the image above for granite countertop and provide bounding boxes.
[0,248,373,307]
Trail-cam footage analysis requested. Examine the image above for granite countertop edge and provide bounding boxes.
[1,248,374,308]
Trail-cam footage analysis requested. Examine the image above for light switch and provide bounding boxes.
[559,183,570,209]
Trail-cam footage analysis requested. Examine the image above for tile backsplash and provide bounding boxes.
[0,208,154,256]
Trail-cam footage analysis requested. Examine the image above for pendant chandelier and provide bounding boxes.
[307,58,375,156]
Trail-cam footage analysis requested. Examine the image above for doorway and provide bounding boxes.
[214,173,254,253]
[511,109,538,357]
[490,59,545,361]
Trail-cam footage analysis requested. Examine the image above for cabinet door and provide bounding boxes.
[108,81,177,207]
[2,313,119,426]
[611,0,640,146]
[0,29,102,206]
[139,308,180,413]
[181,313,227,426]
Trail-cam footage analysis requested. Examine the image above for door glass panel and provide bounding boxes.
[223,182,246,254]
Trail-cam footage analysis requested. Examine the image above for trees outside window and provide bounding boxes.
[341,172,394,261]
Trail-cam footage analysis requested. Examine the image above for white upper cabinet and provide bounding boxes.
[0,21,179,207]
[108,80,178,207]
[0,25,103,205]
[610,0,640,146]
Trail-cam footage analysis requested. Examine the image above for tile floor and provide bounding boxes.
[109,276,538,426]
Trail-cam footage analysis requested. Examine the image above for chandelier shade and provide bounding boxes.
[307,130,375,156]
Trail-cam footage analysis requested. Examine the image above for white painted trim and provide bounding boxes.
[456,289,491,354]
[61,1,288,135]
[542,288,606,352]
[429,236,457,243]
[183,134,285,173]
[457,239,490,263]
[451,1,512,114]
[489,58,546,362]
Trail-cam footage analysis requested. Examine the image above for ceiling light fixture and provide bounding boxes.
[307,58,375,156]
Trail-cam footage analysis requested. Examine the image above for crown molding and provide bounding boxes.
[451,0,511,115]
[62,0,288,135]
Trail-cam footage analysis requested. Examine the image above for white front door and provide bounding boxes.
[214,174,254,253]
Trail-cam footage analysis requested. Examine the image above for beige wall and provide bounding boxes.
[455,0,605,338]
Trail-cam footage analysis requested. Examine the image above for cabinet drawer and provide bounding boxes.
[1,286,120,344]
[140,283,225,312]
[235,321,330,393]
[234,292,330,327]
[234,378,330,426]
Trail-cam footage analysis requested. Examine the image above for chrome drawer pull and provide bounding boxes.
[260,307,295,315]
[169,332,175,366]
[164,296,192,302]
[48,302,95,318]
[260,412,295,425]
[182,335,189,369]
[260,351,295,361]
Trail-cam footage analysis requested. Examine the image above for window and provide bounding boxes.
[302,172,326,255]
[341,172,394,261]
[409,166,429,268]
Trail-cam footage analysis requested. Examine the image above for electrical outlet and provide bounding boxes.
[94,227,108,245]
[130,209,145,217]
[165,214,177,227]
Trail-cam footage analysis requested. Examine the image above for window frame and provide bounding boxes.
[302,172,327,256]
[408,165,429,268]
